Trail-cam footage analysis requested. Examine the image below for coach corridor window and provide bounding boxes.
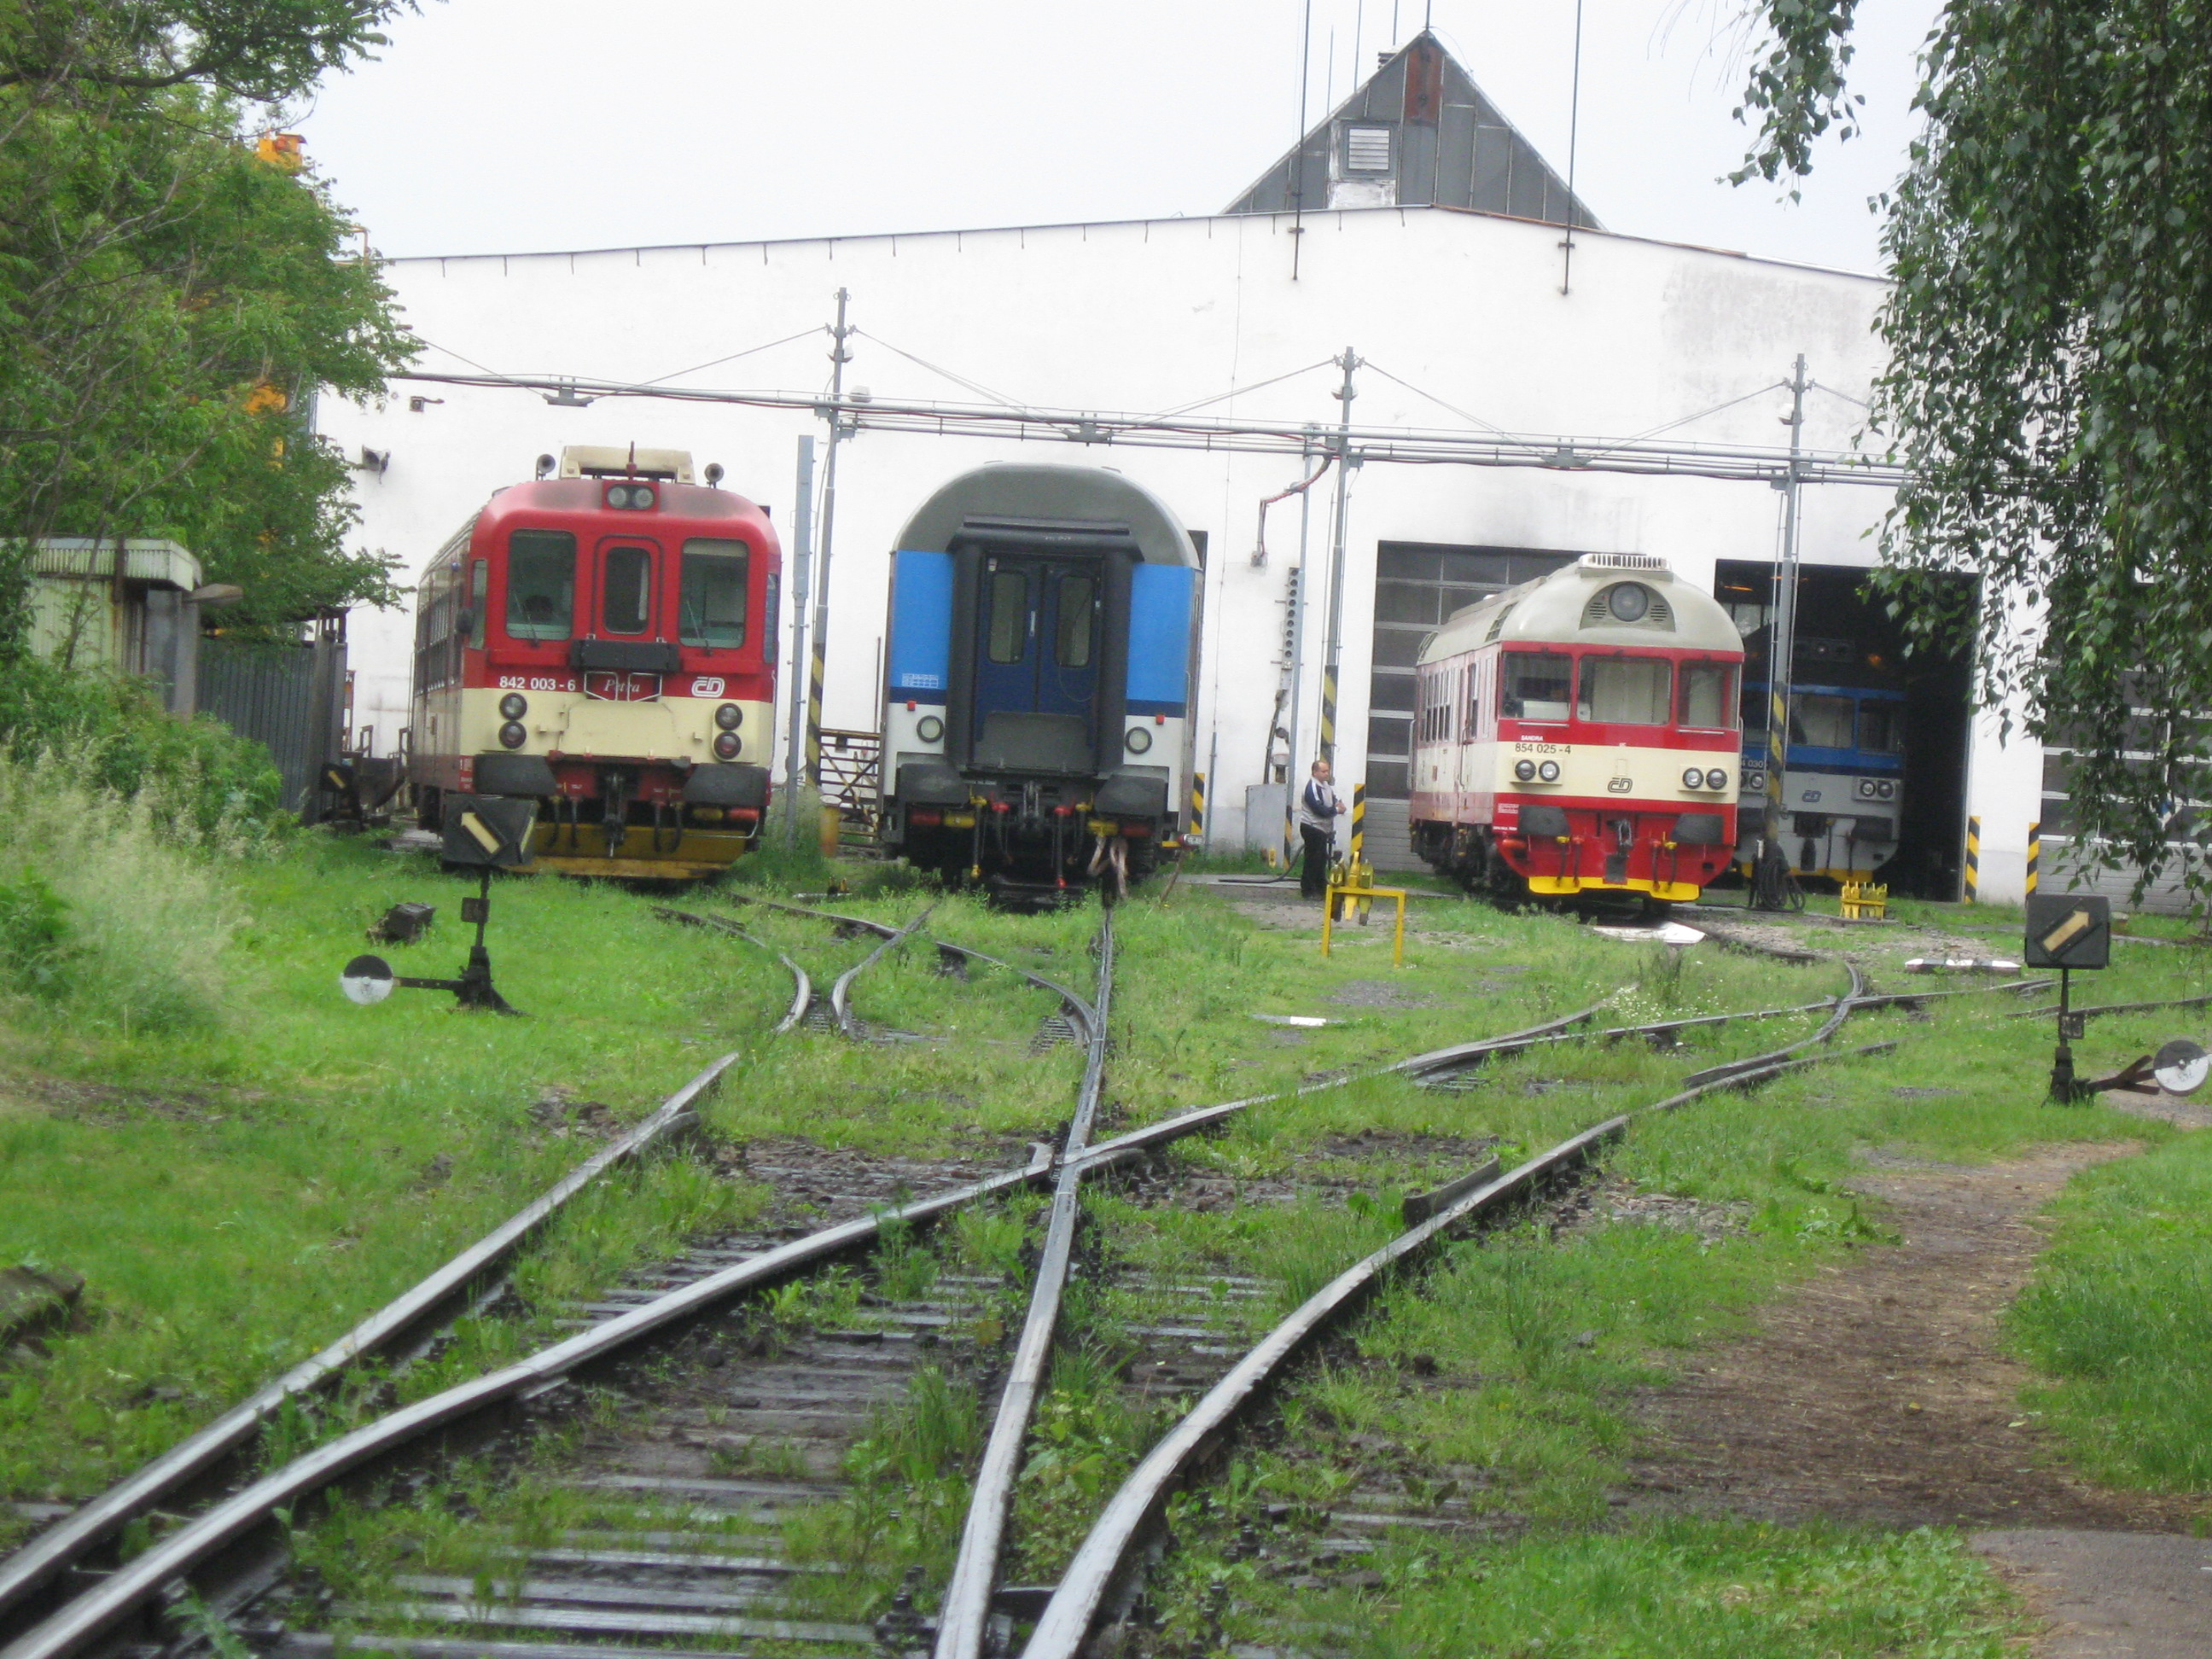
[602,544,654,635]
[506,530,576,640]
[679,539,748,649]
[1501,652,1573,721]
[1579,655,1672,724]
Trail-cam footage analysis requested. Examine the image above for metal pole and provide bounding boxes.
[1560,0,1585,295]
[781,434,816,847]
[1756,354,1808,905]
[1283,431,1320,869]
[1291,0,1313,279]
[806,288,853,786]
[1318,347,1359,771]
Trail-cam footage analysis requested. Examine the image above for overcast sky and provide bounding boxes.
[292,0,1940,278]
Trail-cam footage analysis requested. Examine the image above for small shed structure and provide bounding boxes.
[26,538,215,716]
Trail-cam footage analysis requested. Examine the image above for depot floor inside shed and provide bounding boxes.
[0,835,2209,1656]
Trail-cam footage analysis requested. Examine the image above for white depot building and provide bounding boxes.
[320,34,2058,904]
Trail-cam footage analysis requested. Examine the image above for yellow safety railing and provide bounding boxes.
[1840,881,1889,920]
[1322,877,1406,966]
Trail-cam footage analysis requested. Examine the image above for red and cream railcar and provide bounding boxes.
[1407,553,1744,905]
[407,445,779,878]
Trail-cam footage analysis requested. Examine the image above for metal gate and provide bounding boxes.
[196,614,346,818]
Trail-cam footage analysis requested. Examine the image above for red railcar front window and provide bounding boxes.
[506,530,576,641]
[602,544,654,635]
[1501,652,1572,720]
[1677,662,1738,729]
[1578,656,1671,725]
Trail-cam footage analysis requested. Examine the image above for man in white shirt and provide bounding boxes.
[1296,759,1347,900]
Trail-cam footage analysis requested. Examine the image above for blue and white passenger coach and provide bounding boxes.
[876,464,1201,895]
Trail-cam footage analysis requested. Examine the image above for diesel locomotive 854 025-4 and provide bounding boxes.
[1407,553,1746,907]
[406,445,779,878]
[876,463,1200,900]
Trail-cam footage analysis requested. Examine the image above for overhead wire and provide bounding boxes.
[1137,358,1339,424]
[1360,360,1507,433]
[848,328,1031,411]
[639,327,827,388]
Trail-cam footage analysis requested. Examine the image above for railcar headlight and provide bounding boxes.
[917,714,944,742]
[1745,770,1767,793]
[1856,777,1876,798]
[714,701,742,731]
[1607,583,1651,622]
[604,483,656,509]
[499,692,527,720]
[1538,760,1560,782]
[1684,766,1705,789]
[498,721,527,749]
[1125,726,1153,754]
[1878,779,1896,800]
[1706,768,1729,791]
[713,731,742,760]
[1515,760,1537,782]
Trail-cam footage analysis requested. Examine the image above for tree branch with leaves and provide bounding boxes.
[1738,0,2212,893]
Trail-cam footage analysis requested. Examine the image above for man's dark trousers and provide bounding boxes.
[1300,824,1333,899]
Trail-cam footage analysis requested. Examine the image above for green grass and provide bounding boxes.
[1181,1516,2030,1658]
[2011,1122,2212,1491]
[12,827,2212,1650]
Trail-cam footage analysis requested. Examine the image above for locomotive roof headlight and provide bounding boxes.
[1683,765,1705,789]
[1515,760,1538,782]
[1705,767,1729,791]
[498,721,527,749]
[917,714,945,742]
[1537,760,1560,783]
[714,701,742,731]
[1125,726,1153,754]
[1607,583,1651,622]
[498,692,527,720]
[1878,779,1896,799]
[713,731,742,760]
[604,483,657,510]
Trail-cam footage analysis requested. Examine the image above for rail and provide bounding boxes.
[0,1049,745,1641]
[1022,969,1886,1657]
[934,912,1115,1659]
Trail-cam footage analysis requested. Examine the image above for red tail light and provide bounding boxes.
[909,809,943,827]
[1121,822,1152,837]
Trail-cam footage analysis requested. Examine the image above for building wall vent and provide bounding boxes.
[1344,125,1394,173]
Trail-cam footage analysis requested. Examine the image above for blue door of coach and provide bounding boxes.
[972,556,1099,772]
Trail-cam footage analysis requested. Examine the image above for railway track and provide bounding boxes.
[3,912,1996,1659]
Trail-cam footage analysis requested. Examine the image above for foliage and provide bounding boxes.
[0,655,283,837]
[0,754,243,1029]
[1734,0,2212,894]
[0,3,416,637]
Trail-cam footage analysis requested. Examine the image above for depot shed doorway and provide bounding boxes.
[1714,560,1975,899]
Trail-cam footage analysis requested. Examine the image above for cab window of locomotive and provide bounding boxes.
[467,560,487,651]
[1677,662,1737,728]
[1859,701,1903,754]
[987,569,1027,663]
[1501,652,1572,721]
[1056,573,1096,667]
[1578,655,1672,724]
[506,530,576,641]
[602,544,653,636]
[1791,694,1854,748]
[678,539,748,649]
